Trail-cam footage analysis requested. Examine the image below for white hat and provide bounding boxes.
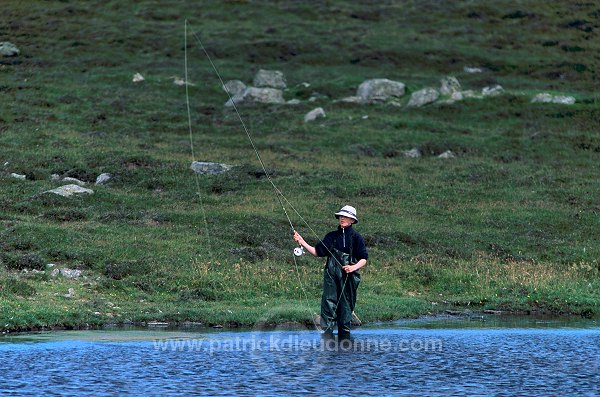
[335,205,358,223]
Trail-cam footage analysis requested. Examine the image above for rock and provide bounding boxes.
[440,76,461,96]
[304,107,326,122]
[191,161,232,175]
[357,78,406,103]
[132,73,145,83]
[62,177,86,186]
[147,321,170,327]
[531,93,576,105]
[0,42,20,57]
[51,268,83,279]
[50,174,61,182]
[45,184,94,197]
[404,148,422,158]
[63,287,75,298]
[172,76,194,86]
[461,90,482,99]
[336,96,363,104]
[224,87,285,107]
[286,99,301,105]
[438,150,456,159]
[95,173,112,185]
[484,309,503,315]
[223,80,247,96]
[463,66,482,73]
[407,88,440,107]
[10,173,26,180]
[253,69,287,89]
[482,85,504,97]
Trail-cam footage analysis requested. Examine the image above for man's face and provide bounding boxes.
[338,216,354,228]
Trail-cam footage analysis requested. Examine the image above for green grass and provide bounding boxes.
[1,0,599,331]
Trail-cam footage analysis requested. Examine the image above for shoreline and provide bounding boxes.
[2,308,596,337]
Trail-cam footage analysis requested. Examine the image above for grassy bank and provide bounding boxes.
[1,0,599,331]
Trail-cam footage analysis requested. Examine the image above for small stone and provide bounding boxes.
[45,184,94,197]
[190,161,232,175]
[404,148,422,158]
[304,107,326,123]
[438,150,456,159]
[95,173,112,185]
[132,73,145,83]
[10,173,26,180]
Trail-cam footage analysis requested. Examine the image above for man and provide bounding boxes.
[293,205,368,338]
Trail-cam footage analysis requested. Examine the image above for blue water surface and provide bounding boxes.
[1,316,598,396]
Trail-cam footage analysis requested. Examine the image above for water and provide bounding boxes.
[1,316,598,396]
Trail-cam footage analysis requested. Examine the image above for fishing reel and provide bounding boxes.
[293,246,305,256]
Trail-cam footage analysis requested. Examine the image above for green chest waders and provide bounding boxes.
[320,247,361,335]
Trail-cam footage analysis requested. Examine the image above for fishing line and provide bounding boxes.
[185,20,323,328]
[185,21,357,330]
[184,21,214,261]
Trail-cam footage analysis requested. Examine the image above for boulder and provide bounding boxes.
[253,69,287,89]
[0,42,20,57]
[440,76,461,96]
[357,78,406,103]
[224,87,285,106]
[191,161,232,175]
[45,184,94,197]
[304,107,326,123]
[223,80,247,96]
[407,88,439,107]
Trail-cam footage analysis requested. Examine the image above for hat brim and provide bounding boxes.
[335,212,358,223]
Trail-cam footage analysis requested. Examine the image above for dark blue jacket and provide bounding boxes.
[315,225,368,262]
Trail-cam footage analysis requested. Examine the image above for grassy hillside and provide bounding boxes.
[1,0,599,331]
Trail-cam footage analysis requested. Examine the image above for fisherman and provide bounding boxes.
[293,205,368,339]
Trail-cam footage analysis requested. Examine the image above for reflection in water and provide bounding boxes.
[0,316,598,396]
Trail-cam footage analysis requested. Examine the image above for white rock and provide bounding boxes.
[286,99,301,105]
[0,42,20,57]
[531,93,575,105]
[404,148,422,158]
[224,87,285,107]
[62,177,86,186]
[253,69,287,89]
[304,107,326,123]
[10,173,26,180]
[45,184,94,197]
[191,161,232,175]
[223,80,247,96]
[132,73,145,83]
[463,66,482,73]
[407,88,440,107]
[482,85,504,97]
[172,76,194,86]
[95,173,112,185]
[440,76,461,96]
[336,96,363,104]
[357,78,406,103]
[438,150,456,159]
